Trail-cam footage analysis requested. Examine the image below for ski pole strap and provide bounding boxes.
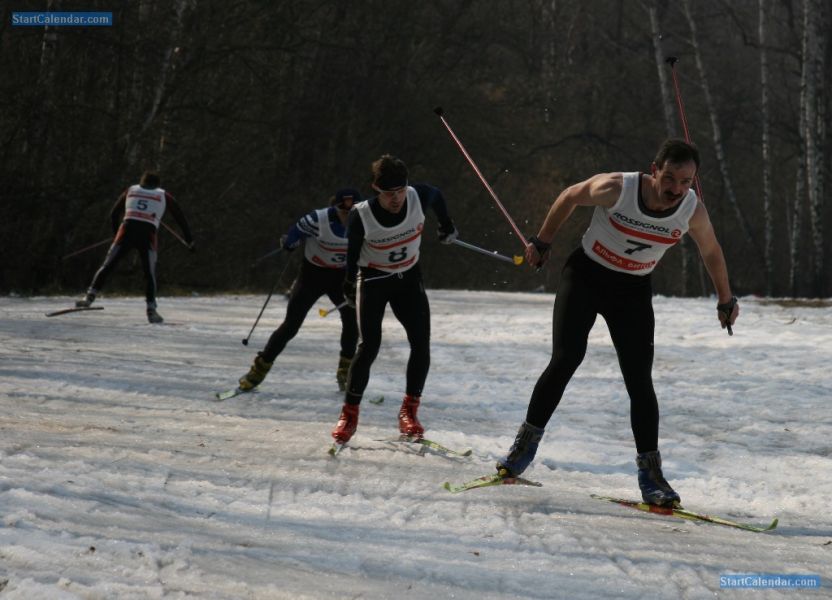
[528,235,551,255]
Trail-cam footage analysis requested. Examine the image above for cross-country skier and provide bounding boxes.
[331,155,458,445]
[497,139,739,506]
[75,170,194,324]
[237,189,362,392]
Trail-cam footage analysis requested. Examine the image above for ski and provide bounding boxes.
[328,441,347,456]
[216,389,377,403]
[214,387,256,401]
[591,495,779,533]
[377,435,473,458]
[46,306,104,317]
[443,471,543,493]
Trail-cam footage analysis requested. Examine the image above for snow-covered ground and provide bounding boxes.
[1,291,830,599]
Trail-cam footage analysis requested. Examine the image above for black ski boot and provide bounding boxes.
[637,450,681,507]
[496,421,544,477]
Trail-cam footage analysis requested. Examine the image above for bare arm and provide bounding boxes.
[687,199,739,328]
[528,172,623,265]
[687,200,732,302]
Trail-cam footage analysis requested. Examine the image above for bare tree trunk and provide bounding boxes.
[26,0,60,172]
[127,0,190,169]
[644,0,700,296]
[759,0,774,295]
[791,51,808,296]
[157,1,192,168]
[645,0,676,136]
[122,0,152,167]
[803,0,825,296]
[790,158,806,296]
[681,0,764,275]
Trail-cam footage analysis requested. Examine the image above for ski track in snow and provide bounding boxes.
[0,292,830,599]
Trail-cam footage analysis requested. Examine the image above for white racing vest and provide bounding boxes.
[304,208,348,268]
[357,187,424,273]
[124,185,166,228]
[581,172,697,275]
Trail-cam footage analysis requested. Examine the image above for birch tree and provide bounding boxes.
[802,0,826,296]
[759,0,774,295]
[643,0,700,296]
[681,0,764,278]
[26,0,60,174]
[126,0,192,169]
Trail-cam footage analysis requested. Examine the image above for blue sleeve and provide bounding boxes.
[412,183,454,231]
[283,209,319,249]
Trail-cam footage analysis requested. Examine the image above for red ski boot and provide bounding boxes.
[332,403,359,443]
[398,394,424,438]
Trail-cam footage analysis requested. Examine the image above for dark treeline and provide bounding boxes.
[2,0,830,297]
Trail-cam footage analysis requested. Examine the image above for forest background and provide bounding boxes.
[1,0,829,298]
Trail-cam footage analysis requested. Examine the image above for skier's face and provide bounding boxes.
[651,160,697,208]
[374,185,407,213]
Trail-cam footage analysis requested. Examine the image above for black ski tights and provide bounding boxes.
[525,248,660,453]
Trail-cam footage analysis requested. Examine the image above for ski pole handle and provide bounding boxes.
[319,301,348,318]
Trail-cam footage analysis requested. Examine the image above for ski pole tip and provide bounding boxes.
[433,106,444,117]
[318,309,327,317]
[241,339,249,346]
[513,255,524,266]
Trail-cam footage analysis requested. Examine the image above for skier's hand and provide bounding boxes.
[438,222,458,245]
[280,234,300,252]
[343,278,357,308]
[717,296,739,332]
[526,235,551,269]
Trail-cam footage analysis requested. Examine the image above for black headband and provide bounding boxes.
[374,173,407,191]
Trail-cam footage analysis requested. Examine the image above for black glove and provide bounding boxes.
[717,296,738,330]
[438,222,458,245]
[343,277,357,308]
[528,235,551,256]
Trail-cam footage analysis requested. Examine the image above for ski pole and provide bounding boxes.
[667,57,733,337]
[251,247,283,268]
[666,57,705,203]
[319,301,348,318]
[241,252,290,346]
[61,237,112,260]
[434,107,530,251]
[452,238,523,265]
[161,221,192,249]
